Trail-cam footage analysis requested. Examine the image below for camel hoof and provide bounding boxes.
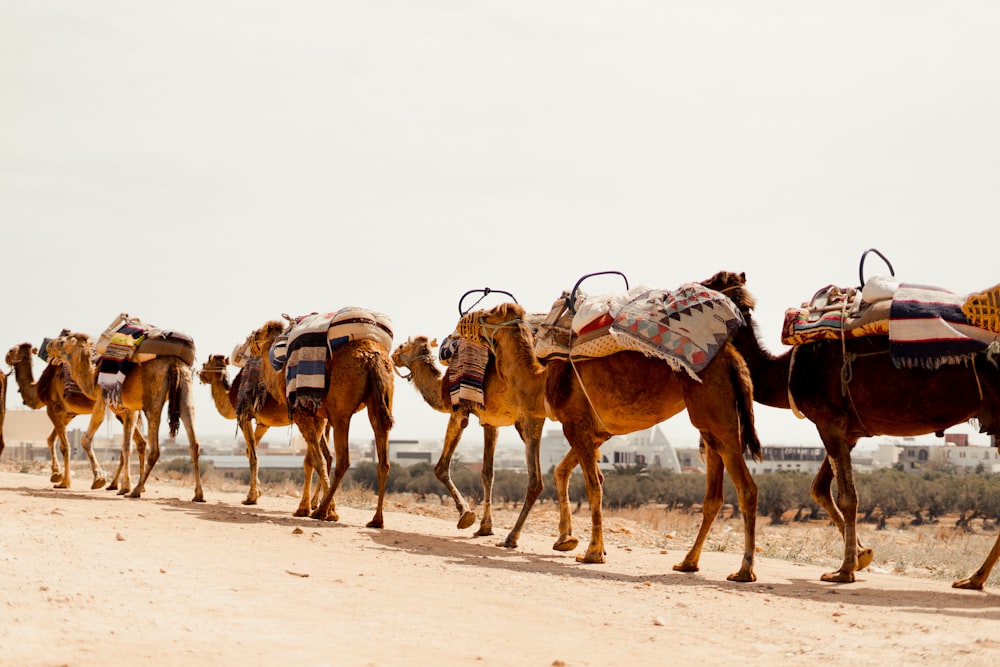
[673,562,699,573]
[727,570,757,583]
[242,498,258,506]
[192,495,206,503]
[457,511,477,530]
[501,537,519,549]
[91,478,107,490]
[820,570,856,583]
[293,508,310,517]
[952,578,985,591]
[127,490,142,499]
[575,551,606,564]
[106,483,118,491]
[54,481,70,490]
[857,548,875,571]
[50,473,62,483]
[365,518,384,529]
[552,535,579,552]
[117,488,130,496]
[309,508,337,522]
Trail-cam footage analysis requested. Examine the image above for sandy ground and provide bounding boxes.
[2,469,1000,667]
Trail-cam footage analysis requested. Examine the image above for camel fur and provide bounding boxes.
[44,333,205,503]
[702,270,1000,589]
[392,335,545,546]
[249,318,395,525]
[459,301,761,582]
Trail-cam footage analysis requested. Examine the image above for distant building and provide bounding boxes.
[896,438,1000,474]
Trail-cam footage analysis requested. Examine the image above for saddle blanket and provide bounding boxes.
[272,307,394,413]
[781,284,891,345]
[439,334,489,407]
[535,282,742,379]
[889,283,998,369]
[95,314,196,405]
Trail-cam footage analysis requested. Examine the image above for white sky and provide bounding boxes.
[3,1,999,450]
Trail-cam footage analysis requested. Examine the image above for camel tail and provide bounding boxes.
[0,372,6,456]
[728,343,762,462]
[167,364,183,440]
[366,358,395,435]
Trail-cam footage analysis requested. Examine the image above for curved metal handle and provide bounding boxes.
[859,248,895,287]
[459,287,518,315]
[567,271,630,314]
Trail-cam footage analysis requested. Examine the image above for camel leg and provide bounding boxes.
[107,415,142,492]
[552,447,580,552]
[719,438,758,582]
[810,456,872,574]
[475,425,497,537]
[311,418,351,523]
[79,418,108,490]
[366,410,391,529]
[311,425,333,509]
[179,381,204,503]
[674,442,725,574]
[45,430,62,483]
[130,406,161,499]
[574,441,606,564]
[501,417,545,548]
[953,530,1000,590]
[52,422,72,489]
[296,419,326,517]
[238,419,265,505]
[435,412,476,530]
[816,438,863,583]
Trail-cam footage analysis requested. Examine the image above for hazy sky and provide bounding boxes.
[3,1,999,451]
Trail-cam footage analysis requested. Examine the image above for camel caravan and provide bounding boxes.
[4,249,1000,591]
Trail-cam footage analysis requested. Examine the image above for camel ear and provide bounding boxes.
[31,346,38,355]
[430,338,438,348]
[224,356,230,365]
[740,272,746,283]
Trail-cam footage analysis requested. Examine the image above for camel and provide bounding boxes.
[392,335,544,546]
[44,333,205,503]
[701,270,1000,589]
[250,318,395,525]
[198,353,308,505]
[459,300,762,582]
[4,342,146,490]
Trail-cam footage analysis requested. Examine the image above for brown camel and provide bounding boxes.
[4,342,146,490]
[44,333,205,503]
[392,335,545,546]
[460,301,761,582]
[250,318,395,525]
[702,270,1000,589]
[198,352,317,505]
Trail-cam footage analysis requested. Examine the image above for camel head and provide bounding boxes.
[45,333,93,366]
[457,302,530,345]
[197,354,230,385]
[5,343,35,368]
[701,270,755,315]
[391,336,438,379]
[248,320,286,356]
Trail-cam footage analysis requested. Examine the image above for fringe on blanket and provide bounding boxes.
[889,283,996,369]
[444,337,489,407]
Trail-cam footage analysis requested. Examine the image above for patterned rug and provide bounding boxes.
[283,313,330,414]
[609,283,744,377]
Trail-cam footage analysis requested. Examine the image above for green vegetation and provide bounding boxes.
[341,463,1000,528]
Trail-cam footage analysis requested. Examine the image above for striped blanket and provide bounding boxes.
[284,313,330,414]
[97,323,147,406]
[889,284,999,369]
[235,355,266,422]
[439,334,489,407]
